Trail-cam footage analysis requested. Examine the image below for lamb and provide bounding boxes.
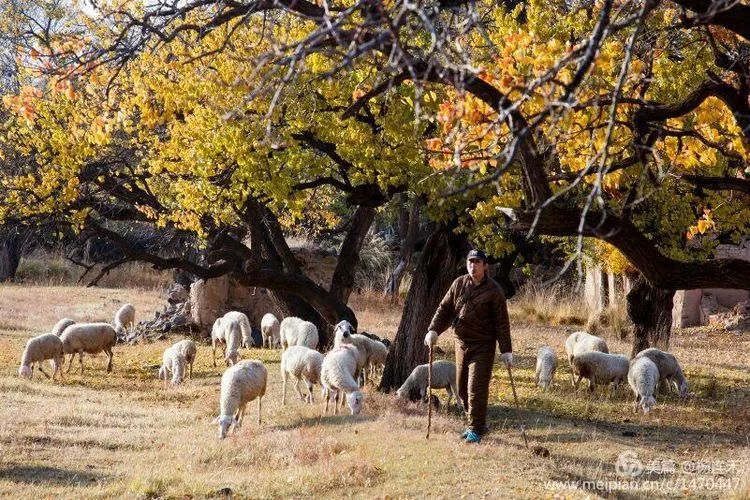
[173,339,197,380]
[281,346,324,404]
[628,356,659,414]
[634,348,688,397]
[564,331,610,385]
[222,318,242,366]
[60,323,117,374]
[113,303,136,336]
[332,321,371,385]
[18,333,65,381]
[571,351,630,393]
[320,345,364,415]
[367,340,389,380]
[535,346,557,390]
[223,311,254,348]
[51,318,76,337]
[396,360,462,409]
[211,317,226,367]
[212,360,267,439]
[158,347,186,387]
[279,316,319,351]
[260,313,280,348]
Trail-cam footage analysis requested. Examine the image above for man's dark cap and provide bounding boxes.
[467,249,487,262]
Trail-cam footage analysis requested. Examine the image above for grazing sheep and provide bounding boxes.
[158,347,186,387]
[223,319,242,366]
[367,340,389,380]
[18,333,65,381]
[51,318,76,337]
[571,351,630,393]
[320,345,364,415]
[60,323,117,374]
[535,346,558,390]
[212,360,267,439]
[628,357,659,414]
[114,303,136,336]
[564,331,610,385]
[396,360,462,409]
[172,339,197,380]
[635,348,688,397]
[223,311,254,348]
[279,317,319,351]
[260,313,281,348]
[211,318,226,367]
[281,346,324,404]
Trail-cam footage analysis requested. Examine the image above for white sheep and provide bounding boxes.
[564,331,610,386]
[260,313,280,348]
[60,323,117,374]
[211,317,226,367]
[114,303,136,336]
[571,351,630,393]
[320,345,364,415]
[173,339,197,379]
[535,346,557,390]
[281,346,324,404]
[158,347,186,387]
[18,333,65,381]
[396,360,462,409]
[223,311,254,348]
[212,360,267,439]
[223,319,242,366]
[51,318,76,337]
[279,316,319,351]
[628,356,659,414]
[634,348,688,397]
[367,340,389,381]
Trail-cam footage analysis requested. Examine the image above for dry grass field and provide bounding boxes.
[1,283,749,498]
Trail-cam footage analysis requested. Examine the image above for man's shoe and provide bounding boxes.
[464,430,481,444]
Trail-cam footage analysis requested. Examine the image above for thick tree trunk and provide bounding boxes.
[626,274,675,357]
[600,268,610,309]
[385,197,420,299]
[493,249,520,300]
[0,228,24,282]
[330,205,376,304]
[379,226,469,391]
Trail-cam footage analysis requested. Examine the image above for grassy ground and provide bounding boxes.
[0,284,749,498]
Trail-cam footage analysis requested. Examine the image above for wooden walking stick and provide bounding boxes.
[426,344,434,439]
[506,364,529,449]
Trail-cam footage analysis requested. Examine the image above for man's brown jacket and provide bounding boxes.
[428,274,512,353]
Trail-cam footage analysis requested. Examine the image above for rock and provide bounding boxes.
[700,293,720,325]
[167,283,189,304]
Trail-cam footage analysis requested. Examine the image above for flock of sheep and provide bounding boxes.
[18,304,687,440]
[536,331,689,413]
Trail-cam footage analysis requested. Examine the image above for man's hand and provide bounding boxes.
[424,330,439,347]
[500,352,513,367]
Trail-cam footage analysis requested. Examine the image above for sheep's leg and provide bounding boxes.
[37,363,51,379]
[305,380,314,404]
[293,379,306,401]
[189,361,193,380]
[282,371,288,405]
[78,351,85,374]
[324,388,330,414]
[573,373,582,391]
[257,396,262,425]
[333,391,339,415]
[212,340,217,368]
[66,353,75,373]
[235,404,247,429]
[105,347,113,373]
[632,394,640,414]
[588,379,595,393]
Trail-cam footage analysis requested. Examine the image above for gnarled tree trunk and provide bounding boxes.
[379,225,469,391]
[0,227,24,282]
[385,196,420,299]
[626,273,675,357]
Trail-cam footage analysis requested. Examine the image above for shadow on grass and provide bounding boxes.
[273,414,378,431]
[0,464,104,485]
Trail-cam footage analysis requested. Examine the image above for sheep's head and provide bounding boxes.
[213,415,237,439]
[640,395,656,413]
[225,351,240,366]
[347,390,364,415]
[677,379,689,398]
[114,324,125,336]
[18,365,32,379]
[333,320,355,346]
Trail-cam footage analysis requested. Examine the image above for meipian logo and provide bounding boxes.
[616,450,643,478]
